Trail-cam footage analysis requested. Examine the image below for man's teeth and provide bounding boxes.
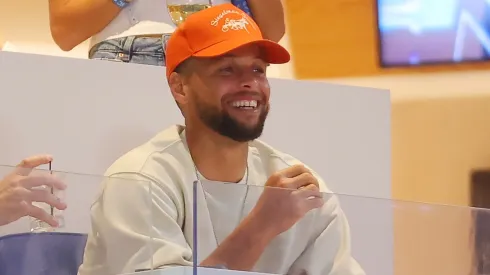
[231,100,258,109]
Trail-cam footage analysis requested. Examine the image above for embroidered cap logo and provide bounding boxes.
[210,9,256,34]
[222,16,250,33]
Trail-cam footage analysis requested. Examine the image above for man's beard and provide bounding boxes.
[195,100,269,142]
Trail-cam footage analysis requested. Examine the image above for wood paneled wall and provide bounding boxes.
[284,0,490,79]
[391,96,490,275]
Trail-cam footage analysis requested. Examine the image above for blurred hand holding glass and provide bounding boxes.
[167,0,212,26]
[0,164,66,232]
[0,167,155,275]
[29,172,66,233]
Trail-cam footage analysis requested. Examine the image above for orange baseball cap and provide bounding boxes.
[165,3,291,78]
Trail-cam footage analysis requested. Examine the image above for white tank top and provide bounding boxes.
[89,0,232,48]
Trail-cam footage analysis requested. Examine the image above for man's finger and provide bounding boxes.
[14,155,53,176]
[28,189,67,210]
[20,175,66,190]
[286,173,319,190]
[26,205,59,227]
[294,185,323,199]
[279,164,311,178]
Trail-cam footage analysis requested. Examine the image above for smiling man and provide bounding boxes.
[78,4,364,275]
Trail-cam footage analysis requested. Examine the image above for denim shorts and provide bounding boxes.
[89,34,171,66]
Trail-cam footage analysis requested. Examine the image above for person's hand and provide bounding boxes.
[0,155,67,227]
[250,164,324,238]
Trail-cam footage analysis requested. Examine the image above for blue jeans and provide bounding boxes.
[89,35,170,66]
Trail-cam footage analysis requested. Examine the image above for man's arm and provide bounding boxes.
[247,0,286,42]
[200,213,275,271]
[48,0,122,51]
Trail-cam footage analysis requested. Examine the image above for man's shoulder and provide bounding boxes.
[104,125,190,179]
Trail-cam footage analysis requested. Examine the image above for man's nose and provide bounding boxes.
[239,74,260,90]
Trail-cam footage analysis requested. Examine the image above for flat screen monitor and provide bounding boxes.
[377,0,490,67]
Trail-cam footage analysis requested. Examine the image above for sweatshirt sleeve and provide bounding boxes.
[287,174,365,275]
[77,172,192,275]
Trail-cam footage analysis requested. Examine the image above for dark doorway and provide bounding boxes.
[471,170,490,274]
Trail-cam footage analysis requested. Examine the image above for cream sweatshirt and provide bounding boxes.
[78,125,364,275]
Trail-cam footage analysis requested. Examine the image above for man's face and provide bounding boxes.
[181,45,270,142]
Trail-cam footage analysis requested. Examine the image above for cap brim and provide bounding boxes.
[193,38,291,64]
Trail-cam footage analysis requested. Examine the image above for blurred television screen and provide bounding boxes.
[377,0,490,67]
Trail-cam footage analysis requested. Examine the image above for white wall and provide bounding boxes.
[1,40,89,58]
[0,51,391,275]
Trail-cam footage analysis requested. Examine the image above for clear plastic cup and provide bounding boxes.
[29,173,66,233]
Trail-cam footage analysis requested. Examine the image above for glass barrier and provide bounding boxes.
[4,166,487,275]
[0,164,155,275]
[182,181,489,275]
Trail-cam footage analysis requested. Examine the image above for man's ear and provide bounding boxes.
[168,72,189,106]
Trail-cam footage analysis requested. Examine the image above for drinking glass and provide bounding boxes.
[29,172,66,232]
[167,0,212,26]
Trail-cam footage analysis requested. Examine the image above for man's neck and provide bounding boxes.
[185,125,248,183]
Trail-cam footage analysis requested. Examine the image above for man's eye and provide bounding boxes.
[254,67,265,74]
[219,67,234,73]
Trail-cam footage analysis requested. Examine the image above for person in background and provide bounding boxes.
[48,0,285,66]
[78,4,364,275]
[0,155,66,227]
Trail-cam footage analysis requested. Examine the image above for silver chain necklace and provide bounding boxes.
[194,164,250,247]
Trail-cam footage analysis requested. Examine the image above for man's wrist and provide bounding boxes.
[242,211,276,245]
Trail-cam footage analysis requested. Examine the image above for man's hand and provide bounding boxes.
[250,164,325,238]
[199,164,324,271]
[0,155,67,226]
